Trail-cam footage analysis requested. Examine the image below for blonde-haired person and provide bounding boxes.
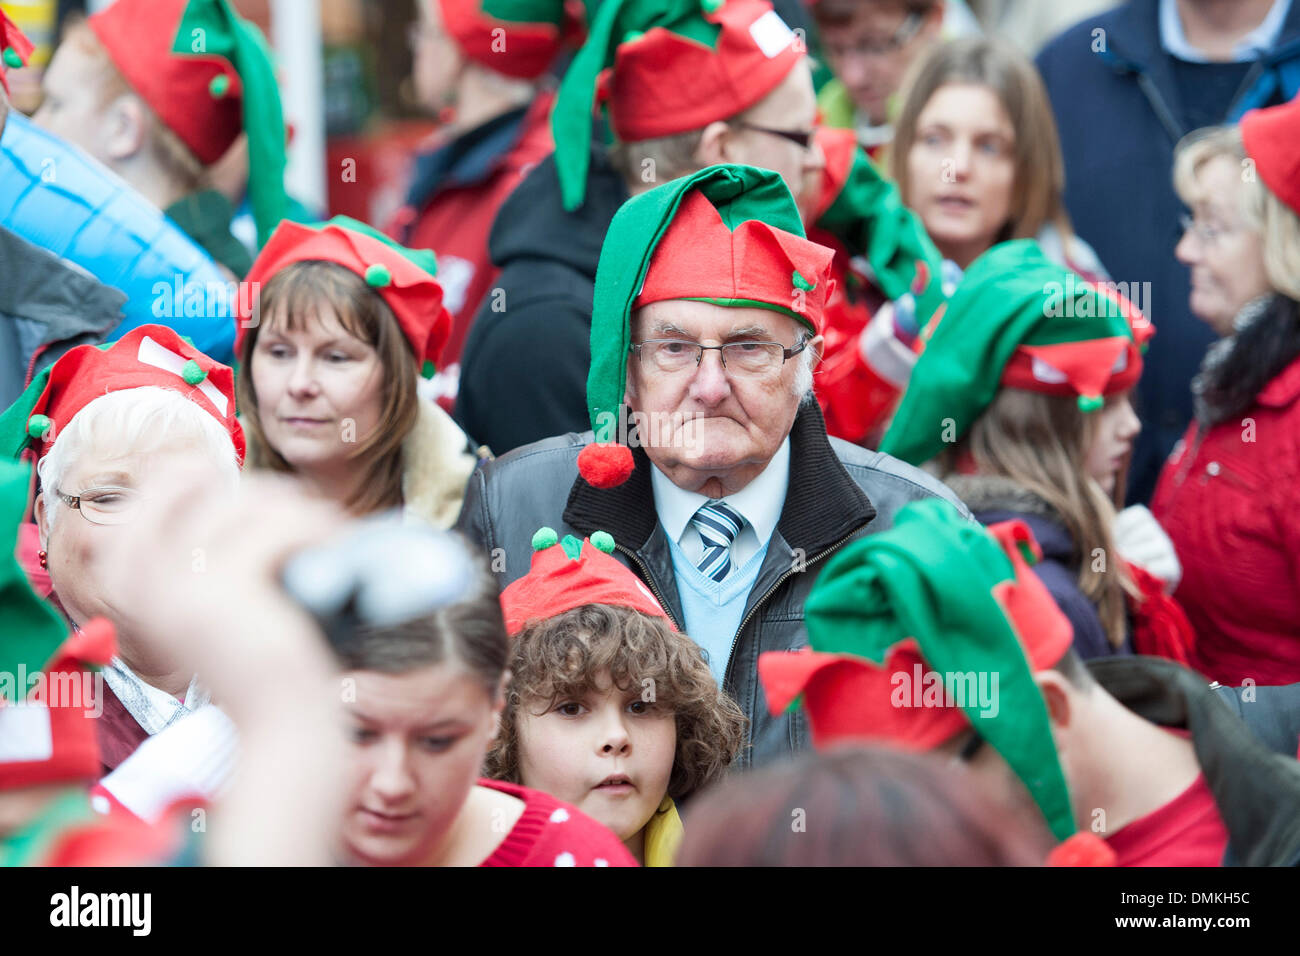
[1151,97,1300,688]
[880,241,1190,660]
[890,35,1106,278]
[236,219,483,524]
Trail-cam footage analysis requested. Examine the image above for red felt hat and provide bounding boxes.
[600,0,803,143]
[239,219,453,367]
[758,518,1074,750]
[13,325,245,466]
[1241,92,1300,218]
[437,0,584,80]
[88,0,242,166]
[633,188,836,333]
[1,8,34,95]
[0,618,117,790]
[500,527,673,636]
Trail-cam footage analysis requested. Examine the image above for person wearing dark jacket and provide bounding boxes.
[456,166,969,769]
[1036,0,1300,503]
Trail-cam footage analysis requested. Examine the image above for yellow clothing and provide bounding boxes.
[642,796,683,868]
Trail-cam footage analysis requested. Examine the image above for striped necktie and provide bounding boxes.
[691,500,745,582]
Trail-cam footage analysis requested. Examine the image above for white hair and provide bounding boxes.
[37,387,240,527]
[793,332,817,404]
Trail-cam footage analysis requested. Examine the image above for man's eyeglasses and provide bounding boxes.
[630,338,809,376]
[730,122,815,151]
[56,486,146,527]
[821,11,924,60]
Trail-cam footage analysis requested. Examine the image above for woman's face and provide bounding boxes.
[1174,155,1272,336]
[341,663,502,866]
[250,305,385,485]
[906,83,1017,268]
[1083,391,1141,496]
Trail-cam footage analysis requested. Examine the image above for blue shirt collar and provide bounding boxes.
[1160,0,1291,62]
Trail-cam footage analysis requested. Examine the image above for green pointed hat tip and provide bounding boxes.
[1016,540,1038,567]
[622,30,645,44]
[3,47,23,69]
[531,527,558,552]
[26,414,52,440]
[365,263,392,288]
[700,0,725,13]
[181,359,208,386]
[792,270,816,292]
[209,74,231,99]
[1077,394,1104,413]
[590,530,615,554]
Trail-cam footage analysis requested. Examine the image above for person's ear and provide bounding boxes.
[1034,669,1075,734]
[806,333,825,373]
[693,120,734,168]
[100,93,149,162]
[34,493,50,549]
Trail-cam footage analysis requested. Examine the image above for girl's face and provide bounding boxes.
[515,669,676,856]
[1174,155,1272,336]
[906,83,1017,268]
[341,663,502,867]
[250,305,385,482]
[1083,391,1141,495]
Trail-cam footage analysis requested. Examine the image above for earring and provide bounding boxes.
[38,550,48,569]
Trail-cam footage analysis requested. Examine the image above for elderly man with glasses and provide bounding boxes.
[457,165,966,767]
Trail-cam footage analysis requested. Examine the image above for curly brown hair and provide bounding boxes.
[485,605,747,801]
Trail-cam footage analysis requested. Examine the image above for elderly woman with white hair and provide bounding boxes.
[0,324,244,774]
[1152,95,1300,689]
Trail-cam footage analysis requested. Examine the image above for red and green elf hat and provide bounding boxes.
[239,217,451,370]
[87,0,289,246]
[759,498,1078,841]
[500,526,673,635]
[0,7,34,95]
[0,324,245,468]
[879,240,1152,467]
[580,163,833,488]
[553,0,803,210]
[437,0,586,79]
[0,459,118,790]
[810,126,947,333]
[1241,90,1300,218]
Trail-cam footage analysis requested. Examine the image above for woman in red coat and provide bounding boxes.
[1151,96,1300,687]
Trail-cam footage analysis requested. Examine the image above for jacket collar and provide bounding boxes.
[1089,656,1300,866]
[563,401,876,557]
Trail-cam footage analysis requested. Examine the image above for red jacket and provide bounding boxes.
[1151,354,1300,686]
[387,94,555,380]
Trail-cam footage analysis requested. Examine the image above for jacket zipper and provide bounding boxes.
[615,544,683,632]
[722,526,867,689]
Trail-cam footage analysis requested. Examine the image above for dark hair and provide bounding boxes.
[1196,295,1300,423]
[237,260,420,515]
[677,746,1053,866]
[485,604,747,800]
[332,548,508,695]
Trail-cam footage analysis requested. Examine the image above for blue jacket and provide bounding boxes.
[1036,0,1300,502]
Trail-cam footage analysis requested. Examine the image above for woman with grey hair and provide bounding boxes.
[0,325,244,775]
[1152,95,1300,688]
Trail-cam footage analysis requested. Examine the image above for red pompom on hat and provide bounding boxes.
[500,526,674,635]
[1241,91,1300,218]
[1,7,34,94]
[1047,832,1117,867]
[634,188,836,334]
[437,0,586,80]
[240,218,452,368]
[0,324,245,466]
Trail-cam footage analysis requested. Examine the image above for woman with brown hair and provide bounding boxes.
[890,34,1106,278]
[236,218,483,525]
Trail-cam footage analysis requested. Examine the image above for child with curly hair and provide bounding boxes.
[486,528,747,866]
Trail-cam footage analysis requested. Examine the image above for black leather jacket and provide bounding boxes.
[455,403,970,768]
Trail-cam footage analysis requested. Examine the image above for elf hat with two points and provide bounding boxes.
[579,163,834,489]
[1241,90,1300,218]
[0,324,245,467]
[758,498,1078,840]
[437,0,586,79]
[0,459,118,790]
[879,240,1153,467]
[553,0,804,210]
[501,527,673,635]
[238,217,451,369]
[1,8,34,95]
[87,0,289,245]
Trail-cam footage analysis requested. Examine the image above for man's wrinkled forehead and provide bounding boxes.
[632,299,799,341]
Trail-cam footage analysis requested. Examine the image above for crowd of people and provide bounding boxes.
[2,0,1300,869]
